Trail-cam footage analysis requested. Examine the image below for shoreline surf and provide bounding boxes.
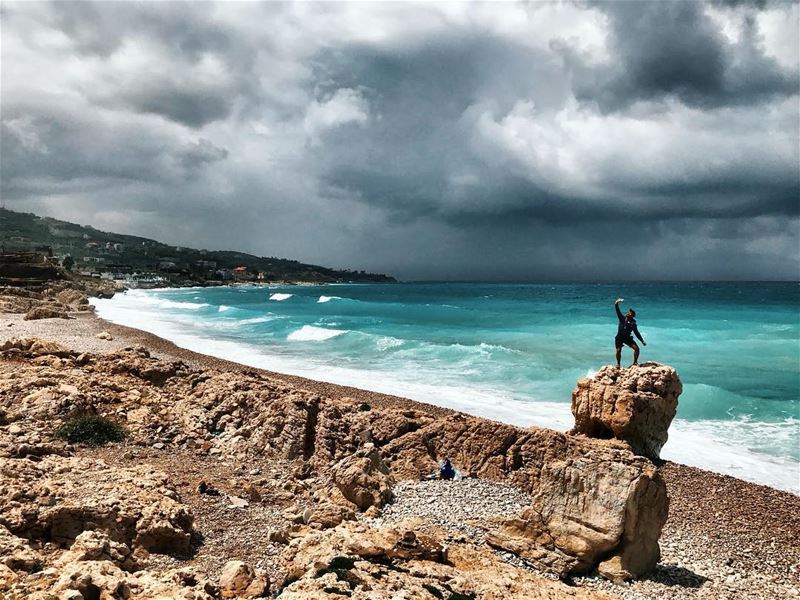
[93,286,800,494]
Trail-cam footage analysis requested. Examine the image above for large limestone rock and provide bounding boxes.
[52,561,217,600]
[372,414,667,579]
[218,560,269,598]
[0,455,194,554]
[56,530,138,571]
[55,289,89,307]
[279,520,613,600]
[23,305,72,320]
[0,337,71,357]
[331,443,394,510]
[0,524,41,571]
[571,363,682,459]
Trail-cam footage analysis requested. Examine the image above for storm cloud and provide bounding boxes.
[1,1,798,280]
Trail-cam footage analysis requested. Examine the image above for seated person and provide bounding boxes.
[440,458,456,480]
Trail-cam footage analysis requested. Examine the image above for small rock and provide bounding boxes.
[228,496,249,509]
[219,560,254,598]
[152,442,165,450]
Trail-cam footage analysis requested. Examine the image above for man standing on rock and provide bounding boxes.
[615,298,646,367]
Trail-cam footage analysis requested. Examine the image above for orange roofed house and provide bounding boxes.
[232,266,250,281]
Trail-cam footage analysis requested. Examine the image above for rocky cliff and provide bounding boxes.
[0,252,118,320]
[0,338,678,598]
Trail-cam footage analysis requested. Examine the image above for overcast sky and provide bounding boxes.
[2,1,798,280]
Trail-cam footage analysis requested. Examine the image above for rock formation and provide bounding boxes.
[0,252,65,290]
[331,443,394,510]
[278,519,613,599]
[571,363,682,460]
[0,339,675,586]
[219,560,270,598]
[23,306,72,320]
[0,456,194,554]
[0,253,118,320]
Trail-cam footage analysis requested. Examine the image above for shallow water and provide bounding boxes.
[94,282,800,493]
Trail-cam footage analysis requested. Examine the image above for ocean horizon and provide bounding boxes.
[94,281,800,493]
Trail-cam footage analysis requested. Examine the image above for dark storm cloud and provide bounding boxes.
[48,1,233,59]
[311,30,797,228]
[1,1,798,280]
[98,79,233,128]
[560,0,799,112]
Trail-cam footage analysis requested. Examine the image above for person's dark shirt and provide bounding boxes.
[440,460,455,479]
[616,304,644,342]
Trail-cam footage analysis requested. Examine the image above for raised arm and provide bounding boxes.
[614,299,624,322]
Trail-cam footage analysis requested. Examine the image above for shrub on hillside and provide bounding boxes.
[56,413,126,446]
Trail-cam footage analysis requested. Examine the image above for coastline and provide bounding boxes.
[1,308,799,599]
[90,287,800,494]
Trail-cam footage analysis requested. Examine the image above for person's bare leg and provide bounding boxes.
[615,345,622,367]
[631,342,640,366]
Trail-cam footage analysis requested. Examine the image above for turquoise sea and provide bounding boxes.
[94,282,800,493]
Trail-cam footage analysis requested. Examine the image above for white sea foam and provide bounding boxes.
[218,305,233,312]
[237,315,278,325]
[117,290,210,310]
[92,290,800,495]
[376,336,405,351]
[269,293,293,301]
[287,325,347,341]
[318,295,342,303]
[152,299,210,310]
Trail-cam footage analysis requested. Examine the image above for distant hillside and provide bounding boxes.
[0,208,395,286]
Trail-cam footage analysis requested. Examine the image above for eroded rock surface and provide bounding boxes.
[278,519,613,599]
[571,363,682,459]
[331,443,394,510]
[0,455,194,554]
[0,337,674,597]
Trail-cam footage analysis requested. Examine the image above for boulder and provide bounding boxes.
[219,560,269,598]
[571,363,682,459]
[105,346,184,385]
[0,337,72,357]
[0,524,41,571]
[53,559,131,599]
[23,306,72,320]
[55,289,89,306]
[56,530,138,571]
[53,560,218,600]
[331,443,394,510]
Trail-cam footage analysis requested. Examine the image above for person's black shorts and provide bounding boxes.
[615,335,635,348]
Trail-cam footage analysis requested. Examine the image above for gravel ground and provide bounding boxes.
[83,445,293,586]
[1,312,139,355]
[371,479,534,544]
[373,475,800,600]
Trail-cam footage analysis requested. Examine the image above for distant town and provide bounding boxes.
[0,208,395,288]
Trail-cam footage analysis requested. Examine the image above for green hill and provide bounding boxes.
[0,208,395,286]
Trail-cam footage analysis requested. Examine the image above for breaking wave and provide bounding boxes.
[287,325,348,341]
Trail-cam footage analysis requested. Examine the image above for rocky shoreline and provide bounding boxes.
[0,303,798,599]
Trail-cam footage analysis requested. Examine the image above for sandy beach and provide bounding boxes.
[1,308,798,599]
